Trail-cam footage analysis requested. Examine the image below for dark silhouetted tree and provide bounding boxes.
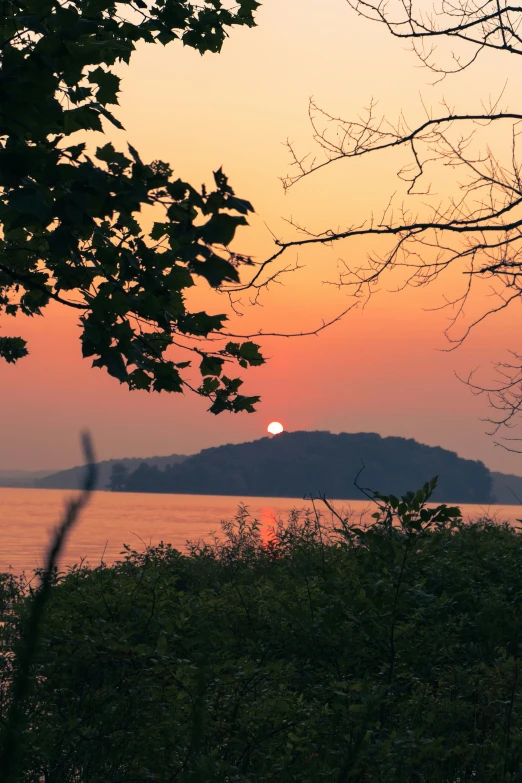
[108,462,128,492]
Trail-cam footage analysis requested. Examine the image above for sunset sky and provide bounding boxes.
[2,0,522,475]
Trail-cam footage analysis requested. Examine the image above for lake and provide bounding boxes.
[1,487,521,575]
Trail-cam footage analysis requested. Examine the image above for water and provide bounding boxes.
[0,487,521,575]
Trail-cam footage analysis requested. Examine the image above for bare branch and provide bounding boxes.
[265,0,522,439]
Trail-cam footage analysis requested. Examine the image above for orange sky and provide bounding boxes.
[2,0,522,475]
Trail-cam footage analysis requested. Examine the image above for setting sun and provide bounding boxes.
[267,421,284,435]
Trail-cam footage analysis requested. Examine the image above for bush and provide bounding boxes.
[2,482,522,781]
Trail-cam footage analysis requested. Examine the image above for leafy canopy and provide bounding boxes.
[0,0,264,413]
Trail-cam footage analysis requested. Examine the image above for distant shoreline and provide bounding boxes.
[2,485,522,511]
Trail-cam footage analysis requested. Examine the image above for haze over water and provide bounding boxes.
[1,488,521,576]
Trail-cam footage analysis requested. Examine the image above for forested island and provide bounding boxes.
[102,431,493,502]
[23,430,522,503]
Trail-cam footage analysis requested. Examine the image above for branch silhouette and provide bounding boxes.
[259,0,522,448]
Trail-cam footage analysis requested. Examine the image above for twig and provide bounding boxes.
[0,433,97,782]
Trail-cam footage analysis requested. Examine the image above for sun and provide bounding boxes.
[267,421,284,435]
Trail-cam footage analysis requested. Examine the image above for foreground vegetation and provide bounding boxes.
[2,480,522,781]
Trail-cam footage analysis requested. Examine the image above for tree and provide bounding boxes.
[0,0,268,414]
[108,461,128,491]
[272,0,522,446]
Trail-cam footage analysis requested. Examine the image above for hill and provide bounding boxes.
[119,431,494,503]
[0,469,55,488]
[36,454,186,491]
[491,472,522,505]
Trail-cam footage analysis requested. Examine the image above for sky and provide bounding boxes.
[2,0,522,475]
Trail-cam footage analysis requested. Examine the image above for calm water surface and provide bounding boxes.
[1,487,521,575]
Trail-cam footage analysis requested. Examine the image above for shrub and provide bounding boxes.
[2,481,522,781]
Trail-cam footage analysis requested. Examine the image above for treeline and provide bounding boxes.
[37,454,186,491]
[112,430,493,503]
[2,481,522,781]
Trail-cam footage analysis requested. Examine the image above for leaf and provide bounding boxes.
[226,341,265,368]
[178,311,227,337]
[128,369,151,390]
[0,336,28,363]
[92,103,125,131]
[95,143,130,168]
[190,256,240,287]
[127,144,143,165]
[200,376,220,395]
[200,213,248,246]
[64,143,86,160]
[237,0,261,21]
[88,67,121,105]
[227,195,254,215]
[199,355,224,377]
[156,29,178,46]
[150,222,168,241]
[93,349,128,382]
[63,107,103,134]
[152,361,183,392]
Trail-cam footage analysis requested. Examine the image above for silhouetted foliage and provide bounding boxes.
[0,0,264,413]
[2,479,522,781]
[120,430,494,502]
[108,461,128,491]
